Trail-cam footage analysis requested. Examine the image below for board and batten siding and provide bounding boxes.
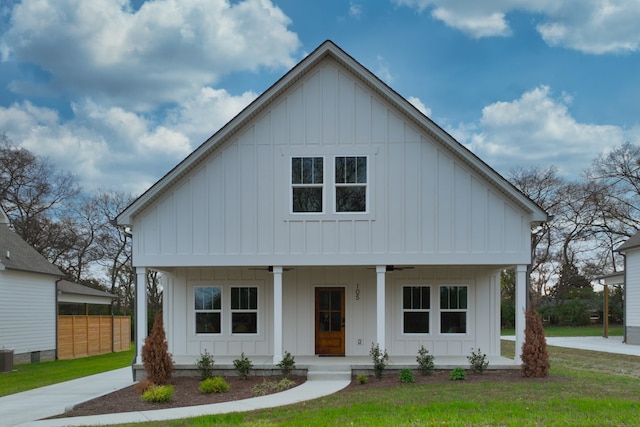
[132,59,531,268]
[0,270,56,355]
[625,248,640,344]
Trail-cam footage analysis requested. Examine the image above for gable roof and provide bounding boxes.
[0,208,62,277]
[615,230,640,253]
[117,40,547,226]
[57,280,118,305]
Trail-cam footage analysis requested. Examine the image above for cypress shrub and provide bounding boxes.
[142,311,174,385]
[521,304,550,377]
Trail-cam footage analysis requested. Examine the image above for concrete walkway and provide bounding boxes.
[2,336,638,427]
[3,369,350,427]
[502,335,640,356]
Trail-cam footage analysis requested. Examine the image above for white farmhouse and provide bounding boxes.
[615,231,640,344]
[116,41,547,375]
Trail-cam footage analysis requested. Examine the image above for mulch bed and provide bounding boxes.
[50,375,305,419]
[52,369,561,419]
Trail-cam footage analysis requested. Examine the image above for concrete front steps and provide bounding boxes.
[306,364,352,381]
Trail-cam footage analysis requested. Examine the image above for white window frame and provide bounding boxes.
[402,285,431,335]
[291,156,325,214]
[194,286,222,335]
[334,155,368,214]
[230,286,259,335]
[439,285,468,335]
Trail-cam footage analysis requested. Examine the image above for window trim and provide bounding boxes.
[230,286,259,335]
[290,156,325,214]
[439,285,468,335]
[194,286,222,335]
[333,155,369,214]
[401,285,431,335]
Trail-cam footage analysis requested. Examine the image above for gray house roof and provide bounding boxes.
[0,208,62,277]
[57,280,118,305]
[615,230,640,253]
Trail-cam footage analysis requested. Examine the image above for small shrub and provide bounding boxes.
[356,373,368,385]
[251,378,296,396]
[134,379,154,395]
[199,376,230,394]
[233,352,253,379]
[275,377,296,391]
[277,351,296,377]
[142,312,174,385]
[369,342,389,379]
[196,349,215,380]
[468,348,489,373]
[399,368,415,383]
[141,384,174,403]
[252,380,275,396]
[416,345,435,375]
[451,367,466,381]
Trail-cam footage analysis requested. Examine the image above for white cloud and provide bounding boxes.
[407,96,432,117]
[0,80,259,194]
[1,0,300,110]
[165,86,258,145]
[393,0,640,53]
[349,2,363,19]
[456,86,630,177]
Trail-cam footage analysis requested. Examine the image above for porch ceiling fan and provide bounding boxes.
[367,265,414,272]
[248,266,294,272]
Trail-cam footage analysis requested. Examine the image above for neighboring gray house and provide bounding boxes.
[615,231,640,344]
[0,207,62,364]
[117,40,547,372]
[57,279,118,309]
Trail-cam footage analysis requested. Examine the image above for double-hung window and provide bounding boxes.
[195,286,221,334]
[440,286,467,334]
[292,157,323,213]
[335,156,367,212]
[403,286,430,333]
[231,287,258,334]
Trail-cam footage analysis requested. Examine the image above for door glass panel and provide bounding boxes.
[319,291,329,310]
[330,290,341,309]
[330,312,341,331]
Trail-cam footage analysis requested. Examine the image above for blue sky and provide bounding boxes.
[1,0,639,195]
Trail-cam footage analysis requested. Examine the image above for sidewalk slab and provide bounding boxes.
[0,367,133,427]
[502,335,640,356]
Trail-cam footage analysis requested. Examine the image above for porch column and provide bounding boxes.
[135,267,147,365]
[272,266,283,364]
[514,264,527,363]
[376,265,386,350]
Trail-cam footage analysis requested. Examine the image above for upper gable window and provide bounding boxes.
[335,156,367,212]
[292,157,324,213]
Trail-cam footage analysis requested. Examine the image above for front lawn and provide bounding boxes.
[501,324,623,337]
[110,340,640,426]
[0,346,134,397]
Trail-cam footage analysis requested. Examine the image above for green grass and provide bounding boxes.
[501,324,623,337]
[110,340,640,426]
[0,346,133,397]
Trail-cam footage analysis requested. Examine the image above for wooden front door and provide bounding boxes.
[315,287,345,356]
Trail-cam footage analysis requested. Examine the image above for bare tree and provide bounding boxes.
[0,134,80,254]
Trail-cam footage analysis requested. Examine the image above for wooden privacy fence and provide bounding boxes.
[58,315,131,360]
